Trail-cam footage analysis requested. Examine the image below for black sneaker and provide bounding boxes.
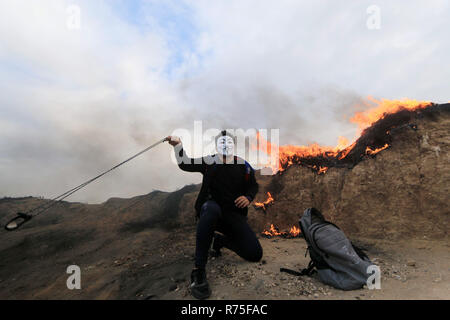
[190,268,211,300]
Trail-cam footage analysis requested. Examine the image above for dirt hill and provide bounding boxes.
[0,104,448,299]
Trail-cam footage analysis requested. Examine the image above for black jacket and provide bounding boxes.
[174,144,258,216]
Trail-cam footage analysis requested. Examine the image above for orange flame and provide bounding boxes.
[350,97,432,132]
[254,192,274,210]
[261,224,301,238]
[317,166,328,175]
[262,224,283,236]
[289,225,301,237]
[366,143,389,155]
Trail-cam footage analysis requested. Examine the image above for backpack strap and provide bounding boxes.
[279,268,304,276]
[351,242,370,261]
[280,260,317,277]
[300,260,317,276]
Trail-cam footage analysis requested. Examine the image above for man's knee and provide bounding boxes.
[244,242,263,262]
[249,246,263,262]
[199,200,222,220]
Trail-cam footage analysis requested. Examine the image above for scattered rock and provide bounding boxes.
[254,279,264,290]
[407,260,416,267]
[169,284,178,291]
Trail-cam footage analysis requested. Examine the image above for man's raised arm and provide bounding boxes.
[167,136,206,174]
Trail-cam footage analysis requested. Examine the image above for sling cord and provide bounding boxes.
[4,137,168,230]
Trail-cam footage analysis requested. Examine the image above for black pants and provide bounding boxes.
[195,200,263,269]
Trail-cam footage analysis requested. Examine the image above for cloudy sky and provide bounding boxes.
[0,0,449,203]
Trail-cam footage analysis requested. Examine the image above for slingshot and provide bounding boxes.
[4,137,168,231]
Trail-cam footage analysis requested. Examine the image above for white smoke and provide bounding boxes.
[0,0,448,202]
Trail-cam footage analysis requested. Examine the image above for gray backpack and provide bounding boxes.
[281,208,373,290]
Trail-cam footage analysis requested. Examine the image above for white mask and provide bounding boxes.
[216,136,235,157]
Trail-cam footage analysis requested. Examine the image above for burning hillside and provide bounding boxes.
[257,98,436,174]
[250,102,449,240]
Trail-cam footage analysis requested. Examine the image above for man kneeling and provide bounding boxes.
[167,131,263,299]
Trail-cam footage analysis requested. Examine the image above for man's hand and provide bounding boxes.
[166,135,181,146]
[234,196,250,208]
